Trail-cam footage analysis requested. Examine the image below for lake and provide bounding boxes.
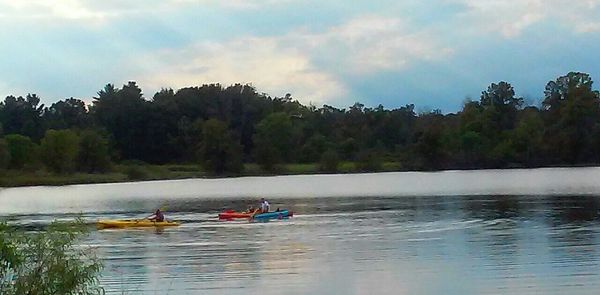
[2,168,600,294]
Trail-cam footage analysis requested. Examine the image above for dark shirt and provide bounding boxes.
[154,211,165,222]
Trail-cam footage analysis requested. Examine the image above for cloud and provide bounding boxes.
[292,15,453,74]
[454,0,600,37]
[170,0,298,9]
[0,0,200,22]
[137,37,346,105]
[576,22,600,33]
[0,0,109,21]
[134,15,452,105]
[210,0,298,9]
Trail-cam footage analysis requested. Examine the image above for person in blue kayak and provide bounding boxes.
[147,209,165,222]
[259,198,270,213]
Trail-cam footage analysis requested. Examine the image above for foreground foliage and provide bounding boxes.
[0,219,103,295]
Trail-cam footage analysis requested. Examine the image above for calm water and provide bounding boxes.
[2,169,600,294]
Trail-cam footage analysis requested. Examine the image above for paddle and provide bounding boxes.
[249,208,260,221]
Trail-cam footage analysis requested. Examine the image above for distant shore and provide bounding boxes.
[2,162,600,188]
[0,162,405,187]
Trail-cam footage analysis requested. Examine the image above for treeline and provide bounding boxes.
[0,71,599,175]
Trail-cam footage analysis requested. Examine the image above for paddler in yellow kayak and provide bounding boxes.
[146,209,165,222]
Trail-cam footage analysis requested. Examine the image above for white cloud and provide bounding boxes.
[0,0,109,21]
[0,0,299,25]
[576,22,600,33]
[170,0,297,9]
[292,16,453,73]
[137,37,346,105]
[454,0,600,37]
[135,15,452,105]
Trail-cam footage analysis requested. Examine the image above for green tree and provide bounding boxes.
[175,117,204,162]
[479,82,523,143]
[542,72,600,163]
[300,134,330,163]
[4,134,36,169]
[44,98,90,130]
[199,119,244,174]
[413,112,449,169]
[78,130,111,173]
[0,94,45,140]
[0,138,10,169]
[480,81,523,110]
[91,82,151,161]
[253,112,293,171]
[511,108,544,166]
[41,129,80,173]
[0,219,103,295]
[415,124,446,170]
[459,131,484,167]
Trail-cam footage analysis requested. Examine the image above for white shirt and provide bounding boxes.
[261,200,270,212]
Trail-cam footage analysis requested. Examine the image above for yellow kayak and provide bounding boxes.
[96,219,180,229]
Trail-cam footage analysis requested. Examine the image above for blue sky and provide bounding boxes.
[0,0,599,112]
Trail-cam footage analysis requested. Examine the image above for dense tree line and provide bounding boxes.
[0,72,599,175]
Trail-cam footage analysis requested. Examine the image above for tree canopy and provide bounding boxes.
[1,72,599,174]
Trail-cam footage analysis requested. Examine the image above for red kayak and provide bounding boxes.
[218,210,253,220]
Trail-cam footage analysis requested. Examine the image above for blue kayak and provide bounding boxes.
[252,210,293,220]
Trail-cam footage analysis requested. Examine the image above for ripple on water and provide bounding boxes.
[3,195,600,294]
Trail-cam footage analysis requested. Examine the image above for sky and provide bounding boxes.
[0,0,599,112]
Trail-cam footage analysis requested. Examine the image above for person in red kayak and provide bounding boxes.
[259,198,270,213]
[147,209,165,222]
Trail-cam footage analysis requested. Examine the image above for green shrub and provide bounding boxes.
[41,129,80,174]
[355,150,383,172]
[319,149,340,172]
[0,219,103,294]
[125,165,149,180]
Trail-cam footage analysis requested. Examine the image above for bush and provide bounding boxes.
[41,129,80,174]
[125,165,149,180]
[355,150,383,172]
[319,149,340,172]
[0,219,103,294]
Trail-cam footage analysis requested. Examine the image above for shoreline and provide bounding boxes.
[2,162,600,189]
[0,162,400,188]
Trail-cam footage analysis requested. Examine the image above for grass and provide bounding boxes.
[0,161,404,187]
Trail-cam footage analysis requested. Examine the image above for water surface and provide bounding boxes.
[2,169,600,294]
